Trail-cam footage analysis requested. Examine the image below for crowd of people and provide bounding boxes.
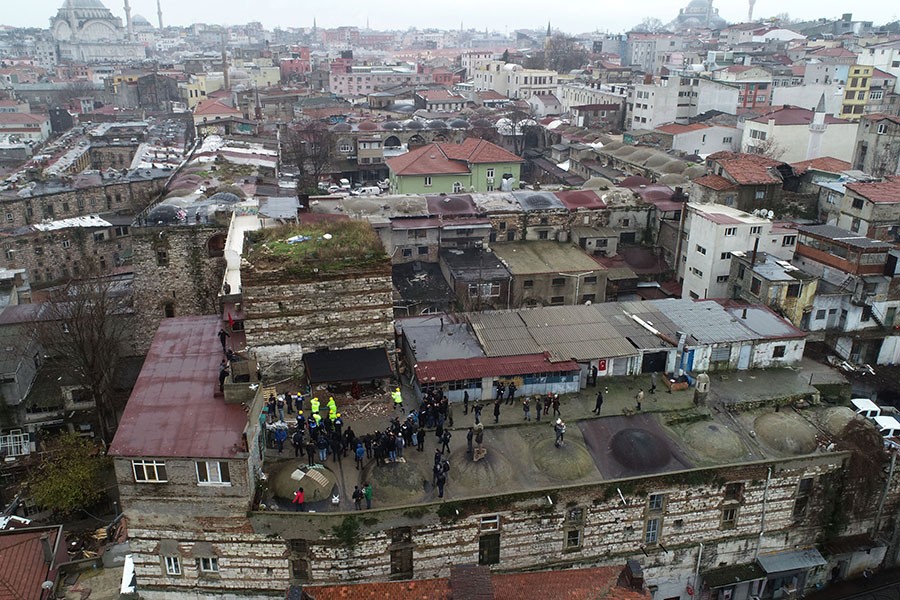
[263,375,616,512]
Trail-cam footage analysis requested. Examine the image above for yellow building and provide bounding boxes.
[841,65,872,120]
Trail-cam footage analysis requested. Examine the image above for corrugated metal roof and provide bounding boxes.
[471,306,666,361]
[109,316,249,459]
[757,548,826,574]
[479,337,544,357]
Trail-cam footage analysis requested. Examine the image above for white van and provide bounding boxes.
[851,398,881,419]
[352,186,381,196]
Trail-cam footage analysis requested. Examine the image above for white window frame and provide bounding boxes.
[164,555,182,576]
[480,515,500,532]
[877,123,887,135]
[724,227,737,237]
[486,168,495,179]
[453,181,462,193]
[197,556,219,573]
[424,176,432,187]
[196,460,231,485]
[133,459,168,483]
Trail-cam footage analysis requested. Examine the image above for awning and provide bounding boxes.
[702,563,766,589]
[303,348,393,384]
[757,548,826,574]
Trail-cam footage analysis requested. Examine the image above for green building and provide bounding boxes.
[386,138,523,194]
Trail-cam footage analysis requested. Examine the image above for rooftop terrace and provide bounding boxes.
[244,220,389,280]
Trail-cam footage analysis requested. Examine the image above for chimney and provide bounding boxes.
[624,560,644,590]
[40,533,54,564]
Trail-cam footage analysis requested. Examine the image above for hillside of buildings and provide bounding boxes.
[3,1,900,599]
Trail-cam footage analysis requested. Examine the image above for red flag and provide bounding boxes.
[228,312,235,328]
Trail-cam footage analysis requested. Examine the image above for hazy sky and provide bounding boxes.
[4,0,898,35]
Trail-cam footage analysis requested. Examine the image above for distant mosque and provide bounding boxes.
[666,0,729,31]
[49,0,148,62]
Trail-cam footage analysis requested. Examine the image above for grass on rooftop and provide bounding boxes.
[247,221,387,278]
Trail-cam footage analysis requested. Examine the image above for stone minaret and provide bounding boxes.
[806,94,827,160]
[124,0,133,41]
[748,0,757,22]
[157,0,164,30]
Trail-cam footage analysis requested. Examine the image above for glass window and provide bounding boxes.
[648,493,665,512]
[197,557,219,573]
[133,460,168,483]
[196,461,231,485]
[645,517,660,544]
[164,555,181,575]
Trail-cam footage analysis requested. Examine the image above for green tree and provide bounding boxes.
[26,432,111,516]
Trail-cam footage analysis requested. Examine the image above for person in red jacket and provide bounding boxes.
[292,487,305,512]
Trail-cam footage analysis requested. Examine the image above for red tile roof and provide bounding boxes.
[492,567,649,600]
[306,566,649,600]
[655,122,709,134]
[108,316,249,459]
[306,579,451,600]
[416,89,463,101]
[707,152,784,185]
[845,176,900,204]
[861,113,900,126]
[694,174,737,190]
[790,157,851,174]
[415,353,579,384]
[476,90,508,100]
[442,138,523,164]
[387,139,522,177]
[0,526,63,600]
[0,112,48,125]
[193,98,241,117]
[749,106,849,126]
[386,143,472,176]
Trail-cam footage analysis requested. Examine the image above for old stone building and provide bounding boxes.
[0,215,132,285]
[240,220,393,366]
[110,314,898,599]
[130,224,227,354]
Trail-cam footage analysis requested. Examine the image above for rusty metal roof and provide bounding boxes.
[108,316,249,459]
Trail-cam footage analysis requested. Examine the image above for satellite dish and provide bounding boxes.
[42,581,54,590]
[584,300,592,305]
[767,210,774,219]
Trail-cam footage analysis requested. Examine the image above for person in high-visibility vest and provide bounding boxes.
[392,387,403,411]
[327,396,337,420]
[310,397,320,415]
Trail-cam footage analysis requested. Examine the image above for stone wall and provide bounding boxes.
[241,269,394,362]
[0,224,131,286]
[245,454,857,586]
[131,225,227,354]
[119,445,900,597]
[0,175,167,228]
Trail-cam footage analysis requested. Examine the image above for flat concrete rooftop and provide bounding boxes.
[260,361,852,513]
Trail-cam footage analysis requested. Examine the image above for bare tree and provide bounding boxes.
[38,268,131,444]
[502,108,540,157]
[544,34,589,73]
[283,121,336,194]
[749,137,785,160]
[632,18,665,33]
